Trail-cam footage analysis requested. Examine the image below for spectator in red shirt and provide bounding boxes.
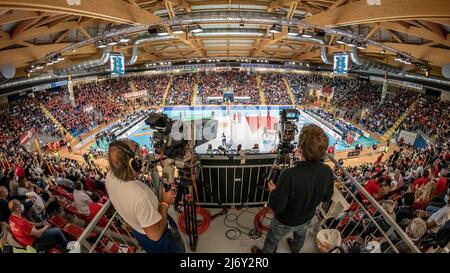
[433,169,448,197]
[412,169,431,192]
[15,164,25,179]
[360,177,382,200]
[8,199,68,252]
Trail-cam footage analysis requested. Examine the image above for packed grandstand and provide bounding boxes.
[0,70,449,254]
[0,0,449,258]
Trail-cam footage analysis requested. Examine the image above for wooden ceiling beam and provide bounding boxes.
[0,0,160,25]
[305,0,450,26]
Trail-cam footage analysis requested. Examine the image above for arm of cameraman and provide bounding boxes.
[142,204,169,241]
[140,188,174,241]
[268,171,289,214]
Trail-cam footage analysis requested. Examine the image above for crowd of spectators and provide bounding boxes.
[166,73,194,105]
[0,96,59,145]
[197,71,259,104]
[334,142,450,251]
[132,75,169,106]
[399,94,450,145]
[359,88,419,134]
[260,73,291,105]
[0,142,108,252]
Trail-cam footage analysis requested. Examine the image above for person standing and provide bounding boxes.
[106,139,185,253]
[252,124,334,253]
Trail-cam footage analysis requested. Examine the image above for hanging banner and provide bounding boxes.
[122,90,147,99]
[110,54,125,76]
[398,130,417,146]
[67,80,75,106]
[333,53,349,75]
[32,80,68,92]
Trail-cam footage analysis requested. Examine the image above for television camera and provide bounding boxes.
[143,112,220,251]
[262,108,300,186]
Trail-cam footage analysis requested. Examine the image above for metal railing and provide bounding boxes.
[75,200,141,253]
[322,154,420,253]
[74,154,425,253]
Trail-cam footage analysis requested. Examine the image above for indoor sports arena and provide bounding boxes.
[0,0,449,257]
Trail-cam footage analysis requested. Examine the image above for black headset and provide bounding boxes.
[109,140,143,174]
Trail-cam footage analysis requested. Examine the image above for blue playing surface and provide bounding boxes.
[91,105,379,153]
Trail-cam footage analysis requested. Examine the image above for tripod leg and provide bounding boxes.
[198,179,223,206]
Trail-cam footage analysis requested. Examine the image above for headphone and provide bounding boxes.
[109,140,143,174]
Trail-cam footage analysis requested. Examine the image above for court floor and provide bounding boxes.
[92,105,379,154]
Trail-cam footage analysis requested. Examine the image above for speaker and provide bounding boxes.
[442,64,450,79]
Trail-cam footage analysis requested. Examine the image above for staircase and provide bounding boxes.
[129,80,137,92]
[39,103,73,139]
[161,75,173,108]
[380,101,417,142]
[191,76,199,106]
[282,78,296,106]
[256,74,266,105]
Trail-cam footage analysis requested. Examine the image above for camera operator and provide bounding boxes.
[105,139,185,253]
[252,124,334,253]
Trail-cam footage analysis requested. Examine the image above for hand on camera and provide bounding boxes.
[161,184,176,204]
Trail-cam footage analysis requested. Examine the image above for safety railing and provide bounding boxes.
[321,154,421,253]
[75,154,430,253]
[74,200,141,253]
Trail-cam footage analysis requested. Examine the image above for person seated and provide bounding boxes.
[8,200,68,252]
[73,181,92,217]
[396,192,415,225]
[416,190,450,234]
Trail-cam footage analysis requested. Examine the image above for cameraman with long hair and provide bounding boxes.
[105,139,185,253]
[253,124,334,253]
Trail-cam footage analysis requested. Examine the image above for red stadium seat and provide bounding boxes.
[62,223,96,241]
[64,205,80,216]
[48,214,68,229]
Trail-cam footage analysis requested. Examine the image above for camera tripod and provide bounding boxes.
[174,161,226,252]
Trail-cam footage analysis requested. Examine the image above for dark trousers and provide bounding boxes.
[131,216,185,253]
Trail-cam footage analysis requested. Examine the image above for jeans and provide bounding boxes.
[38,227,68,249]
[262,217,310,253]
[132,216,185,253]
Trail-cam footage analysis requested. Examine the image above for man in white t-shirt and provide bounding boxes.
[417,190,450,233]
[106,139,184,253]
[73,182,92,217]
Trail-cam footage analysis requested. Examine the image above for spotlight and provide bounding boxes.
[288,27,299,36]
[157,26,169,36]
[107,38,118,45]
[356,42,367,50]
[302,28,315,38]
[269,24,282,34]
[190,24,203,33]
[336,37,346,45]
[96,41,106,48]
[119,36,130,43]
[172,25,184,34]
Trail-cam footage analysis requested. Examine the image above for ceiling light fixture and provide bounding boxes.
[269,24,282,34]
[190,24,203,33]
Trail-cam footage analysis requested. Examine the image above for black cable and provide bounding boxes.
[223,208,259,240]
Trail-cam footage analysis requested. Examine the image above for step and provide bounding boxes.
[161,75,173,108]
[39,103,73,140]
[282,77,296,106]
[192,76,198,106]
[256,74,266,105]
